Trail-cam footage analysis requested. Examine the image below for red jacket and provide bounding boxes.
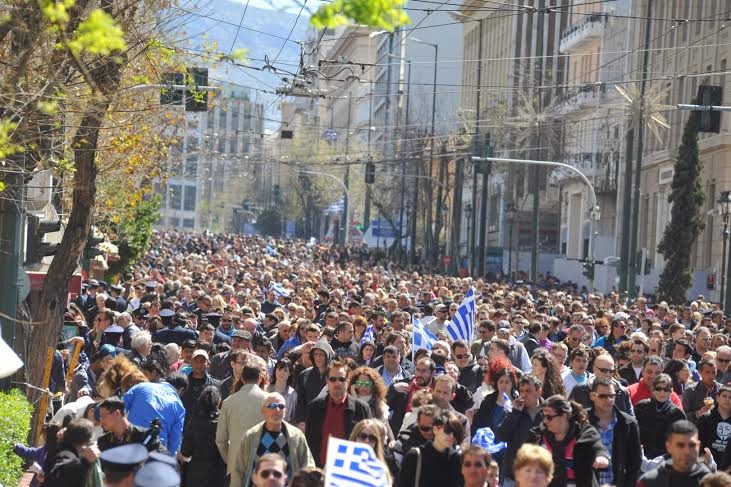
[628,380,683,408]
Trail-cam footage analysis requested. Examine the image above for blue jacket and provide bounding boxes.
[123,382,186,454]
[276,335,302,360]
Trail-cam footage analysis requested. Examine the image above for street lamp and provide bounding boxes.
[465,204,473,266]
[720,191,731,310]
[506,203,516,280]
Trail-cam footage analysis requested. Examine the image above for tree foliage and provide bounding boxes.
[255,208,283,237]
[311,0,409,30]
[657,108,706,304]
[0,389,33,487]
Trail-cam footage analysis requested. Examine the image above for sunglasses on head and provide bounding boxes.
[265,403,286,410]
[259,469,284,480]
[328,376,347,383]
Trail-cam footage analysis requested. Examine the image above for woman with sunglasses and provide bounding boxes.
[349,419,397,484]
[634,373,687,459]
[527,395,609,487]
[398,410,465,487]
[349,367,394,440]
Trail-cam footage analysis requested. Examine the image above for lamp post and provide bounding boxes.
[506,203,516,280]
[465,203,473,272]
[720,191,731,312]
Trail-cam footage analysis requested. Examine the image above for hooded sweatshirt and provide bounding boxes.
[293,340,333,422]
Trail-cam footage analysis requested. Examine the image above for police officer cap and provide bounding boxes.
[135,460,180,487]
[100,444,148,472]
[148,451,178,467]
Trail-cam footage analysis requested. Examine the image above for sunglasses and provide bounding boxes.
[595,367,613,374]
[418,425,433,433]
[354,380,373,387]
[265,403,286,410]
[596,393,616,400]
[543,413,562,422]
[439,426,458,436]
[455,354,471,360]
[357,433,379,443]
[259,469,284,480]
[654,386,672,392]
[328,377,347,383]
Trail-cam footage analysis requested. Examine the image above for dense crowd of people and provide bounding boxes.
[15,231,731,487]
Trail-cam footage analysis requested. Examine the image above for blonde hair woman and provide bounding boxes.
[513,444,553,487]
[349,419,393,485]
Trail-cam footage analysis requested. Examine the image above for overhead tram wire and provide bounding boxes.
[271,0,308,66]
[227,0,251,56]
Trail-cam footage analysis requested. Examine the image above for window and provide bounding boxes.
[185,155,198,177]
[183,186,197,211]
[183,218,195,229]
[169,184,182,210]
[169,217,180,228]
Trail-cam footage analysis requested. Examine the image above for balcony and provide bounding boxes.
[557,83,606,115]
[559,14,606,53]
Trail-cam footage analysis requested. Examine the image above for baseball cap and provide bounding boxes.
[191,349,209,361]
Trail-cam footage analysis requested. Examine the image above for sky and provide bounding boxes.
[242,0,326,15]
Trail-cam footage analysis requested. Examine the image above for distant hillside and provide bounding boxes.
[171,1,308,106]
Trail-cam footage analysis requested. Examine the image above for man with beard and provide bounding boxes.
[386,357,437,433]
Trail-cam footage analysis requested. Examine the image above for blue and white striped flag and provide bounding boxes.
[412,315,437,352]
[360,322,375,345]
[446,287,476,343]
[268,281,290,298]
[325,438,389,487]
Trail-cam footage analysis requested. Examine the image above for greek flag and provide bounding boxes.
[412,315,436,352]
[325,438,389,487]
[446,287,476,343]
[360,322,375,345]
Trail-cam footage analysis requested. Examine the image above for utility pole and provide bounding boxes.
[451,158,465,275]
[627,0,654,298]
[471,19,484,277]
[342,96,352,246]
[531,5,546,284]
[363,79,374,231]
[398,61,412,261]
[434,144,447,265]
[477,134,492,277]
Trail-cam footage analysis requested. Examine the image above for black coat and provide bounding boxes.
[457,363,483,394]
[618,363,642,385]
[528,422,609,487]
[568,378,634,416]
[634,398,687,459]
[587,407,642,487]
[494,400,544,481]
[305,394,372,467]
[637,459,711,487]
[398,441,463,487]
[700,408,731,468]
[180,413,226,487]
[293,366,328,423]
[471,390,518,437]
[45,447,90,487]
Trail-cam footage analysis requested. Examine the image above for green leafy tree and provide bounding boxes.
[657,108,705,304]
[311,0,409,30]
[0,389,33,487]
[255,208,283,237]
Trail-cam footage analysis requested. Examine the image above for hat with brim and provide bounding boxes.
[191,349,209,361]
[100,444,148,473]
[159,309,175,318]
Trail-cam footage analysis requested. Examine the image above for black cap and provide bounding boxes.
[100,444,148,473]
[135,461,180,487]
[205,312,221,327]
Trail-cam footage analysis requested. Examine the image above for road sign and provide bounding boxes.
[442,255,452,264]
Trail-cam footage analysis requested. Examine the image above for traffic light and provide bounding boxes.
[365,162,375,184]
[696,85,723,133]
[582,260,595,280]
[273,184,280,202]
[25,214,61,265]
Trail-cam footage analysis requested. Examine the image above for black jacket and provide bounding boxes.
[45,446,90,487]
[528,422,609,487]
[634,398,687,459]
[494,399,544,480]
[587,407,642,487]
[471,390,518,437]
[181,373,220,419]
[304,394,372,467]
[180,412,226,487]
[457,363,483,394]
[398,441,463,487]
[637,459,711,487]
[569,378,634,416]
[521,333,541,358]
[618,363,642,385]
[392,422,430,463]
